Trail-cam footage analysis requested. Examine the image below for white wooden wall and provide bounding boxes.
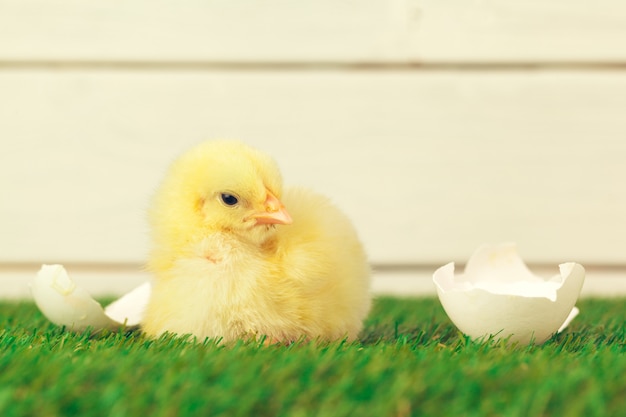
[2,0,626,298]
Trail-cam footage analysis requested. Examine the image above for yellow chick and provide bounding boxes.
[142,140,371,343]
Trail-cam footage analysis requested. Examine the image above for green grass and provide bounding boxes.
[0,298,624,417]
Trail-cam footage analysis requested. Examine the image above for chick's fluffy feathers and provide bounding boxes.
[142,141,371,342]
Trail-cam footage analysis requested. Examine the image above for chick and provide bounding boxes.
[142,140,371,343]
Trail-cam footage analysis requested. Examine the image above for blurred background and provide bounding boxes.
[1,0,625,298]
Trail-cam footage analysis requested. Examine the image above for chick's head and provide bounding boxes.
[149,141,292,265]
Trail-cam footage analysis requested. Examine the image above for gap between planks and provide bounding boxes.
[1,262,624,299]
[1,60,626,73]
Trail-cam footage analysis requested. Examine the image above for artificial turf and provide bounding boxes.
[0,297,624,417]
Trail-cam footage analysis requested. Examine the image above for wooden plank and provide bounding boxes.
[1,70,626,265]
[414,0,626,63]
[0,0,625,63]
[0,0,401,62]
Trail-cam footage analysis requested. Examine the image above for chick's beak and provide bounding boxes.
[250,190,293,226]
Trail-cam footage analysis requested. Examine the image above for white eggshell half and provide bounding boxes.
[32,264,150,331]
[433,244,585,345]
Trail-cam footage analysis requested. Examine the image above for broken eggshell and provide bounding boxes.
[433,243,585,345]
[32,264,151,332]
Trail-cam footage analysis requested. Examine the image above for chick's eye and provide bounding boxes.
[220,193,239,206]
